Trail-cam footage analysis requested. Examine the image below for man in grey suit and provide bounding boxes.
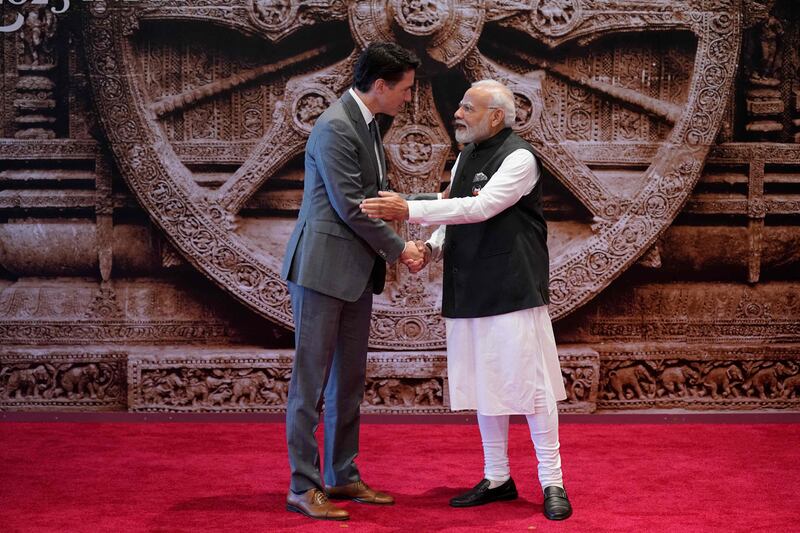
[281,42,422,521]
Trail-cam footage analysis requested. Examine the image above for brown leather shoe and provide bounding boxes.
[326,480,395,505]
[286,488,350,521]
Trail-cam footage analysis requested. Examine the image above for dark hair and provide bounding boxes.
[353,42,420,92]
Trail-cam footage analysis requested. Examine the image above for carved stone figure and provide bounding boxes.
[21,7,57,67]
[563,367,593,402]
[756,15,783,81]
[607,365,654,400]
[2,365,49,399]
[184,378,209,405]
[253,0,293,28]
[143,372,184,404]
[261,377,289,405]
[659,365,700,397]
[375,378,416,407]
[59,364,101,399]
[782,374,800,399]
[414,379,442,405]
[295,94,327,128]
[232,371,270,405]
[701,365,744,399]
[402,0,438,23]
[208,388,232,406]
[743,363,789,399]
[538,0,571,27]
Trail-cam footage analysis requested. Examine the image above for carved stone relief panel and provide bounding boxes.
[555,345,599,414]
[0,279,269,345]
[126,348,600,413]
[128,350,295,412]
[598,346,800,410]
[0,351,126,411]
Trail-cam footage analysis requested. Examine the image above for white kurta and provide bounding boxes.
[407,149,567,415]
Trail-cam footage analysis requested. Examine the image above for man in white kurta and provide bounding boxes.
[360,80,573,520]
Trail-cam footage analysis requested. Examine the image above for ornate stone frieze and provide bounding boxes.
[575,283,800,343]
[597,345,800,410]
[129,351,294,412]
[0,280,256,344]
[0,350,127,411]
[124,348,601,413]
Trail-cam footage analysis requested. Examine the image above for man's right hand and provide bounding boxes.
[406,240,430,274]
[400,241,424,271]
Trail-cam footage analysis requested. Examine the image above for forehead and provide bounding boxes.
[393,69,415,89]
[462,87,490,105]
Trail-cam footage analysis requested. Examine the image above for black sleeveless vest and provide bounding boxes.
[442,128,549,318]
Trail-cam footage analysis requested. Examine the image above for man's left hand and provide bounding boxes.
[361,191,409,221]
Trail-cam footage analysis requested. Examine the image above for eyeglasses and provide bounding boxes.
[457,102,501,113]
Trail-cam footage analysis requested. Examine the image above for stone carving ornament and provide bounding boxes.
[600,359,800,408]
[82,0,741,349]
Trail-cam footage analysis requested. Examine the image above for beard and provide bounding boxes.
[454,115,492,144]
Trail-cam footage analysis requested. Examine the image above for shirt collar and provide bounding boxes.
[348,87,375,126]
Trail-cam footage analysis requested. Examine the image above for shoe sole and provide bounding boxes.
[286,503,350,521]
[544,509,573,521]
[328,495,395,505]
[449,491,519,508]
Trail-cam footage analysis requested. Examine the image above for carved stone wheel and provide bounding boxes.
[82,0,741,349]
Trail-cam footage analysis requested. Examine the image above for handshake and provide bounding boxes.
[400,240,430,274]
[360,191,431,274]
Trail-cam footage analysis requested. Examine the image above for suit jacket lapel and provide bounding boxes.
[341,92,381,186]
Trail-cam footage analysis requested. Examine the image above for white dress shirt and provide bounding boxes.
[348,88,383,183]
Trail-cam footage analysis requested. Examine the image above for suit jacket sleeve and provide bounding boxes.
[313,117,405,263]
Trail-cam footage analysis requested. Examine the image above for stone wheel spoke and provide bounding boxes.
[216,51,358,214]
[148,47,332,119]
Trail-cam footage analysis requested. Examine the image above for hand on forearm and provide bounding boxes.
[360,191,410,220]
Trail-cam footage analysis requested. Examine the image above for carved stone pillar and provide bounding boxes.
[14,6,59,139]
[745,78,784,141]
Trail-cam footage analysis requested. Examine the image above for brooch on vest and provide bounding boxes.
[471,172,488,196]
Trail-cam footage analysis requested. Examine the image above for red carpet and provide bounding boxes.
[1,421,799,532]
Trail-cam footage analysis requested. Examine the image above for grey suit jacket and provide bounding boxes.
[281,92,405,302]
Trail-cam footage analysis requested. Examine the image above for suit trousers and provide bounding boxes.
[286,280,373,493]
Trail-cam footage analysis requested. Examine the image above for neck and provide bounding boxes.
[475,126,508,145]
[353,88,380,116]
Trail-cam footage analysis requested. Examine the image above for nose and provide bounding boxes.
[454,107,463,120]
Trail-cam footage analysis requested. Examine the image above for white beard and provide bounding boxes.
[455,116,492,144]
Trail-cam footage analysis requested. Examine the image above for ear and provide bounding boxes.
[489,109,501,127]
